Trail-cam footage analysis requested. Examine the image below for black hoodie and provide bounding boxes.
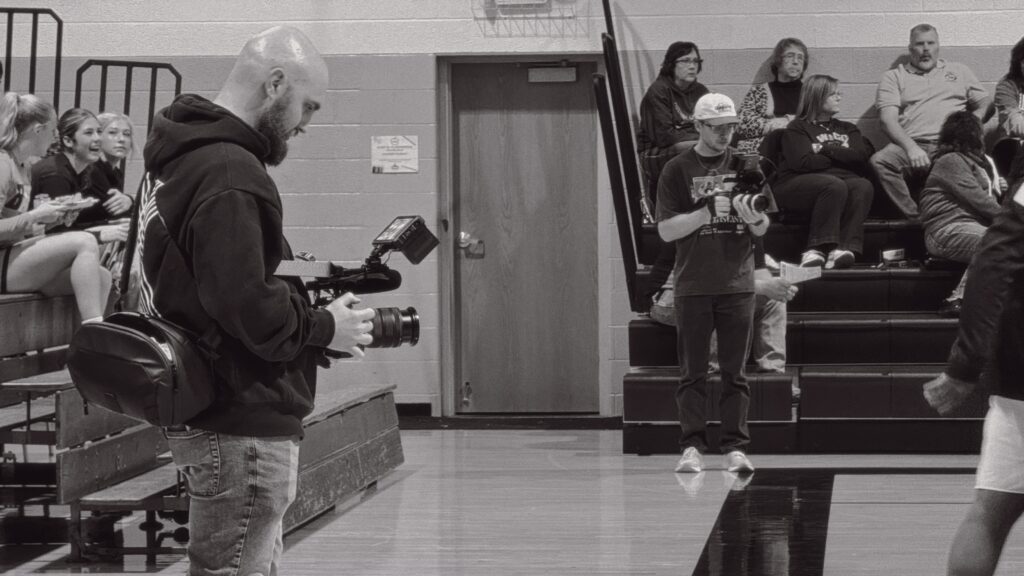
[139,94,335,437]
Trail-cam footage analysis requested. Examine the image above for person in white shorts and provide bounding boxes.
[924,180,1024,576]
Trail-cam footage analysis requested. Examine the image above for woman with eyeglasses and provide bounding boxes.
[774,74,874,269]
[637,41,710,202]
[736,38,809,155]
[0,92,111,323]
[636,41,710,309]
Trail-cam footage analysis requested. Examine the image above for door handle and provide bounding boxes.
[458,231,485,258]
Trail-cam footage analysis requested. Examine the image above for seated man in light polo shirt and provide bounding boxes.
[870,23,989,219]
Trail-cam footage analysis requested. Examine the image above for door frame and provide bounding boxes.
[437,54,606,417]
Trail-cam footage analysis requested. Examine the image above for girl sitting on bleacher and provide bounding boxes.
[919,110,1006,317]
[0,92,111,324]
[773,74,875,269]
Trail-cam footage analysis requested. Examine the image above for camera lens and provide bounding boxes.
[751,194,770,213]
[367,306,420,348]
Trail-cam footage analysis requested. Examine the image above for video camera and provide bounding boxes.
[723,153,773,214]
[276,215,439,351]
[690,153,776,217]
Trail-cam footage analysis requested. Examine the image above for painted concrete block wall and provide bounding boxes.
[7,0,1022,415]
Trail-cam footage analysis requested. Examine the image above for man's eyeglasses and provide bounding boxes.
[675,57,703,67]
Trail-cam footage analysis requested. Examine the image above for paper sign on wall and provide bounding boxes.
[371,136,418,174]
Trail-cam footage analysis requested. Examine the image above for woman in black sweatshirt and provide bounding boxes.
[774,74,874,269]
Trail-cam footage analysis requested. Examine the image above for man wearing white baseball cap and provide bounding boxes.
[656,92,769,475]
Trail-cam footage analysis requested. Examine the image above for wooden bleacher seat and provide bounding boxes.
[65,381,403,560]
[1,292,405,561]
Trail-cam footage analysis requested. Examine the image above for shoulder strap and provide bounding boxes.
[118,172,222,354]
[116,174,148,303]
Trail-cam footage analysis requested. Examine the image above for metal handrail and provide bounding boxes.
[594,74,639,311]
[0,8,63,109]
[74,59,182,133]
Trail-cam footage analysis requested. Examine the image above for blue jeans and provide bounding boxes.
[674,292,754,453]
[925,220,987,300]
[870,141,937,219]
[165,428,300,576]
[652,291,786,372]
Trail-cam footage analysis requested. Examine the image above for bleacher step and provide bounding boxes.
[628,314,958,367]
[638,219,927,266]
[622,367,794,424]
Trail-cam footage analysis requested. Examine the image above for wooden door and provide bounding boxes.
[452,61,598,413]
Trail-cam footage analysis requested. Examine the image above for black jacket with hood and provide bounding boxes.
[139,94,335,437]
[946,183,1024,400]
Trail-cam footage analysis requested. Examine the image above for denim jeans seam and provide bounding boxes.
[229,439,260,575]
[208,432,221,496]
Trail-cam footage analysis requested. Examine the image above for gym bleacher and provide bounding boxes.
[596,29,1000,456]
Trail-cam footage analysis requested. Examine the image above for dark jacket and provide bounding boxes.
[139,93,335,437]
[31,153,111,226]
[946,187,1024,399]
[636,76,709,153]
[88,158,128,202]
[919,151,1002,234]
[776,117,873,184]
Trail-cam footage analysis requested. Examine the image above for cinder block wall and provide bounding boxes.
[8,0,1022,415]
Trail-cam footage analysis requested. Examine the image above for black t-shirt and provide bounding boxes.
[655,147,755,296]
[769,80,802,117]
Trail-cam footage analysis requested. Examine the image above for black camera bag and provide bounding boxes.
[67,312,219,426]
[67,173,221,427]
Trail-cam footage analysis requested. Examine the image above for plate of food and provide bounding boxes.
[54,194,98,210]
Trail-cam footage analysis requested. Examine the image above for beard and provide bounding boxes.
[255,94,291,167]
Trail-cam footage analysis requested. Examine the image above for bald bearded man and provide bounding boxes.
[136,26,374,576]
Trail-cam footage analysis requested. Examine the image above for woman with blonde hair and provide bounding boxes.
[0,92,111,322]
[774,74,874,269]
[88,111,135,214]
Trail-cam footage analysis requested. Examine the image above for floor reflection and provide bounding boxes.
[690,467,976,576]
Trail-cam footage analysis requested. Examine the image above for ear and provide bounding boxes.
[62,133,74,149]
[264,68,287,99]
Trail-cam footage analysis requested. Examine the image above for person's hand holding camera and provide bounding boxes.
[707,194,732,219]
[325,292,375,358]
[732,194,764,225]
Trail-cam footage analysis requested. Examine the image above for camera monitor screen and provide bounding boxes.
[374,216,418,245]
[372,215,439,265]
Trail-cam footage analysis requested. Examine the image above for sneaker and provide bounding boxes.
[725,450,755,473]
[800,249,825,267]
[675,471,706,496]
[675,447,704,473]
[939,297,963,318]
[825,249,855,270]
[722,470,754,491]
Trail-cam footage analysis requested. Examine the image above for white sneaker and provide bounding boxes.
[800,249,825,267]
[675,447,704,473]
[825,249,855,270]
[725,450,755,473]
[675,471,706,497]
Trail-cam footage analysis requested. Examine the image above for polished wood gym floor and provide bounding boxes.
[3,429,1024,575]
